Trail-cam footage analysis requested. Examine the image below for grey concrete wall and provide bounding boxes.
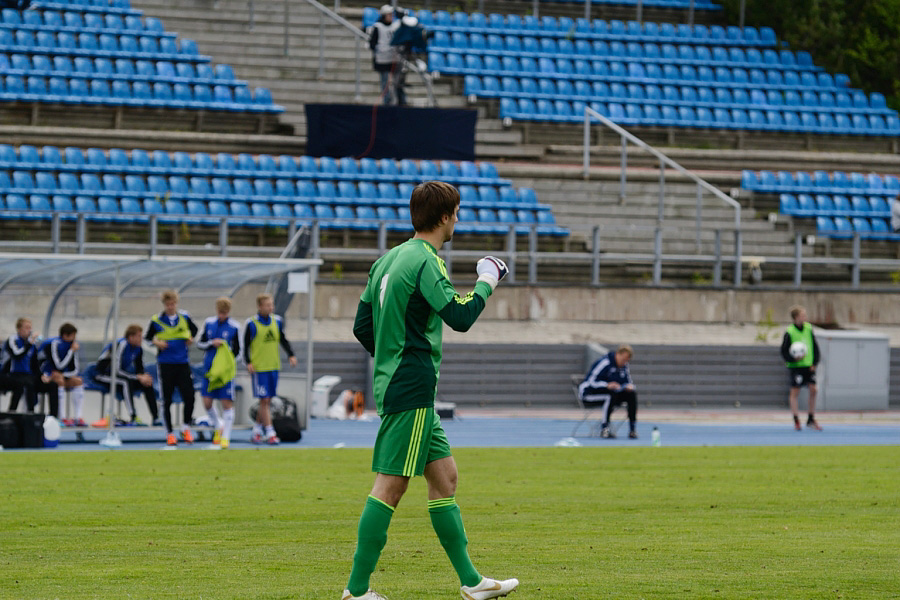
[4,283,900,342]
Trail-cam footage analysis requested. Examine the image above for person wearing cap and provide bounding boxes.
[368,5,401,105]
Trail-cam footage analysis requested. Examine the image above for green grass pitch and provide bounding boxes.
[1,446,898,599]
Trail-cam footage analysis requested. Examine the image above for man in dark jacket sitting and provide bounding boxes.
[578,345,638,439]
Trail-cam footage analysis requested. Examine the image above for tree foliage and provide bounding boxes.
[721,0,900,109]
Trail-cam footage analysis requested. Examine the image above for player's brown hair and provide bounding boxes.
[59,322,77,337]
[216,297,232,312]
[409,181,460,233]
[256,293,273,307]
[124,324,143,338]
[616,344,634,358]
[15,317,31,330]
[790,305,805,320]
[161,289,178,303]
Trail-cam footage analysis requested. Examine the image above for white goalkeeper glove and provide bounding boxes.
[476,256,509,291]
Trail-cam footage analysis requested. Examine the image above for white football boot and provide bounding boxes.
[460,576,519,600]
[341,589,387,600]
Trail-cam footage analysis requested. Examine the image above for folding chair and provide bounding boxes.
[570,374,627,438]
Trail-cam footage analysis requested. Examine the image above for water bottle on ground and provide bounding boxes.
[651,426,661,447]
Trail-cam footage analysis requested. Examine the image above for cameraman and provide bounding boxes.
[367,5,401,105]
[390,10,430,107]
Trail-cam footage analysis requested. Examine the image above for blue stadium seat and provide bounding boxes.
[779,194,798,215]
[851,217,872,237]
[832,216,853,238]
[377,183,398,202]
[869,218,891,239]
[814,195,835,216]
[793,194,815,216]
[276,155,298,175]
[849,195,870,216]
[358,181,378,201]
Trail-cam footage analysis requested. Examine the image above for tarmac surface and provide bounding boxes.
[8,408,897,452]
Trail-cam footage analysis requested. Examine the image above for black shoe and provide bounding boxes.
[628,430,638,439]
[600,426,615,439]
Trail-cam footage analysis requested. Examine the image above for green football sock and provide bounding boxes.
[347,495,394,596]
[428,497,482,587]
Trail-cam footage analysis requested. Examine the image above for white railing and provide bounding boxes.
[1,211,896,289]
[582,105,745,284]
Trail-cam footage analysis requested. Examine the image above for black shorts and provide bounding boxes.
[789,367,816,388]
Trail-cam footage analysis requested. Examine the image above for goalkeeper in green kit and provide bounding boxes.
[342,181,519,600]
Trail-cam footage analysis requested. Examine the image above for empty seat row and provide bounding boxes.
[432,53,851,91]
[742,170,900,195]
[499,98,900,135]
[0,146,509,186]
[1,9,166,36]
[33,1,137,16]
[0,75,279,112]
[0,193,566,235]
[816,216,898,240]
[431,34,814,70]
[779,194,894,218]
[0,29,205,61]
[366,11,749,47]
[0,173,529,209]
[466,76,885,114]
[1,54,237,84]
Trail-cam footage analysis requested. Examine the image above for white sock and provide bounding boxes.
[71,386,84,420]
[253,423,263,436]
[222,408,235,442]
[206,406,221,429]
[265,425,276,438]
[58,387,67,419]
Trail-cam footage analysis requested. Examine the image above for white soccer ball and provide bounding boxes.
[789,341,807,360]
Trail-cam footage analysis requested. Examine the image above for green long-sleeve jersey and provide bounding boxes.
[353,238,493,416]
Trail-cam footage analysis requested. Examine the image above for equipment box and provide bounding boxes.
[817,330,890,410]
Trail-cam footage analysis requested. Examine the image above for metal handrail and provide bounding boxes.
[582,105,745,283]
[2,210,897,290]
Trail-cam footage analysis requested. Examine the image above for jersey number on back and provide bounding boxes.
[379,274,389,307]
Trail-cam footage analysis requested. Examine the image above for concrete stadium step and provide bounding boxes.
[0,124,304,155]
[549,145,900,175]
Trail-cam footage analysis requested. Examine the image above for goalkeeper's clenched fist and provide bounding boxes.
[476,256,509,290]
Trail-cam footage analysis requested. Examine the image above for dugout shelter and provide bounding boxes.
[0,252,322,445]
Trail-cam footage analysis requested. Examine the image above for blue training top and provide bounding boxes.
[144,310,199,364]
[196,316,242,374]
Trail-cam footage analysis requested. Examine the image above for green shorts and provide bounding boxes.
[372,407,452,477]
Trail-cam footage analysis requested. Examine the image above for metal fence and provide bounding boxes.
[2,210,899,288]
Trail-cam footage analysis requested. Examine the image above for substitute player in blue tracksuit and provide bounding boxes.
[96,324,158,425]
[34,322,84,425]
[578,345,638,439]
[1,317,38,412]
[197,297,241,449]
